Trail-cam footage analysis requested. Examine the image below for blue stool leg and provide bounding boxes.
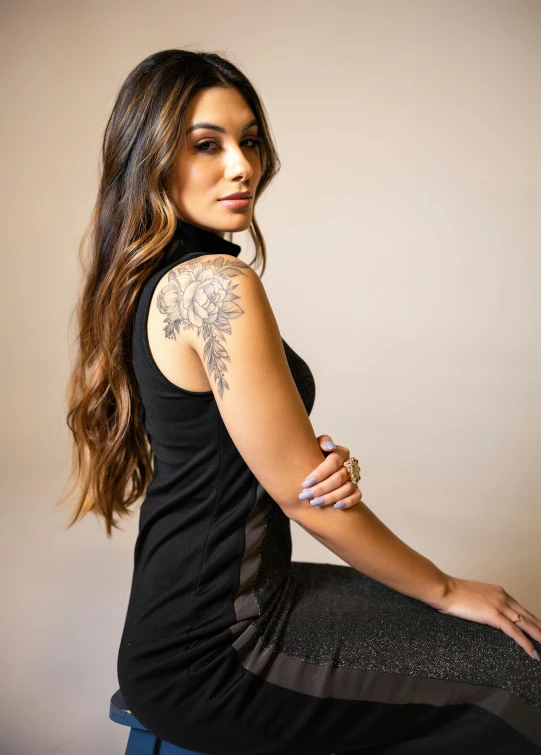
[158,740,207,754]
[125,726,158,755]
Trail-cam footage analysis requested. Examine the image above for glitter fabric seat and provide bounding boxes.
[116,220,541,755]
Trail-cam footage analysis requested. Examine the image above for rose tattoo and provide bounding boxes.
[156,256,249,398]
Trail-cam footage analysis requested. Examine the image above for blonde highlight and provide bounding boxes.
[57,50,281,537]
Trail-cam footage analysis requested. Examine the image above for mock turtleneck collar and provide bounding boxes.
[173,219,241,258]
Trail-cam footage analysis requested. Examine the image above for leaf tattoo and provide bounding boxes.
[156,256,249,398]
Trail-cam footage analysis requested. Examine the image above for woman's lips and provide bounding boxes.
[218,197,252,210]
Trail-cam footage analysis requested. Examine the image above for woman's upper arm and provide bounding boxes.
[178,254,325,518]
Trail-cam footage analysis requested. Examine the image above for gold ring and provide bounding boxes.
[343,457,361,485]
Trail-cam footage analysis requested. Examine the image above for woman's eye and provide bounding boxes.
[195,138,263,153]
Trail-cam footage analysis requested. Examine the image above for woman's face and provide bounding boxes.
[169,86,262,238]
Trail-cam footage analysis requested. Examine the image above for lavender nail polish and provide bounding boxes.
[298,489,314,500]
[534,650,541,662]
[334,501,347,509]
[310,496,325,506]
[322,440,336,450]
[302,476,317,488]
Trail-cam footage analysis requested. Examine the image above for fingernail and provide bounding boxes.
[533,650,541,662]
[322,440,336,450]
[298,489,314,500]
[334,501,347,509]
[302,476,317,487]
[310,496,325,506]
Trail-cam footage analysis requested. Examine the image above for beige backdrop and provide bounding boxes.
[1,1,539,753]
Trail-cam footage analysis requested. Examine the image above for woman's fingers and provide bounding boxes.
[303,438,350,488]
[317,435,338,454]
[330,485,363,510]
[299,476,362,510]
[503,604,541,648]
[301,462,349,492]
[505,593,541,633]
[502,591,541,656]
[498,613,541,661]
[299,436,362,509]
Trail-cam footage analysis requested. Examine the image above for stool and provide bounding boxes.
[109,689,207,754]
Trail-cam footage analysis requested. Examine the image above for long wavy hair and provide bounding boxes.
[58,49,281,538]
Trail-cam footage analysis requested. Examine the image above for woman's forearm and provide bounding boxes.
[291,501,450,607]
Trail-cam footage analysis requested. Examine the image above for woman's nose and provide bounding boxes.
[225,147,253,178]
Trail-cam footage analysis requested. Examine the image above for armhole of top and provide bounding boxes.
[139,253,215,399]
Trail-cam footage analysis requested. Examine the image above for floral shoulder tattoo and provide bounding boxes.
[156,255,250,399]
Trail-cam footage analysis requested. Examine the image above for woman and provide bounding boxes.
[62,49,541,754]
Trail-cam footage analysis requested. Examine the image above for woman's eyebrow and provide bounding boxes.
[186,118,258,135]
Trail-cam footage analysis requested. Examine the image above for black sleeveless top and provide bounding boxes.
[117,219,316,718]
[117,221,541,754]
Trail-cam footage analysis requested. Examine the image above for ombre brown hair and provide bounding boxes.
[58,49,281,538]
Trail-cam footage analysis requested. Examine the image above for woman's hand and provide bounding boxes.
[298,435,363,510]
[428,575,541,662]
